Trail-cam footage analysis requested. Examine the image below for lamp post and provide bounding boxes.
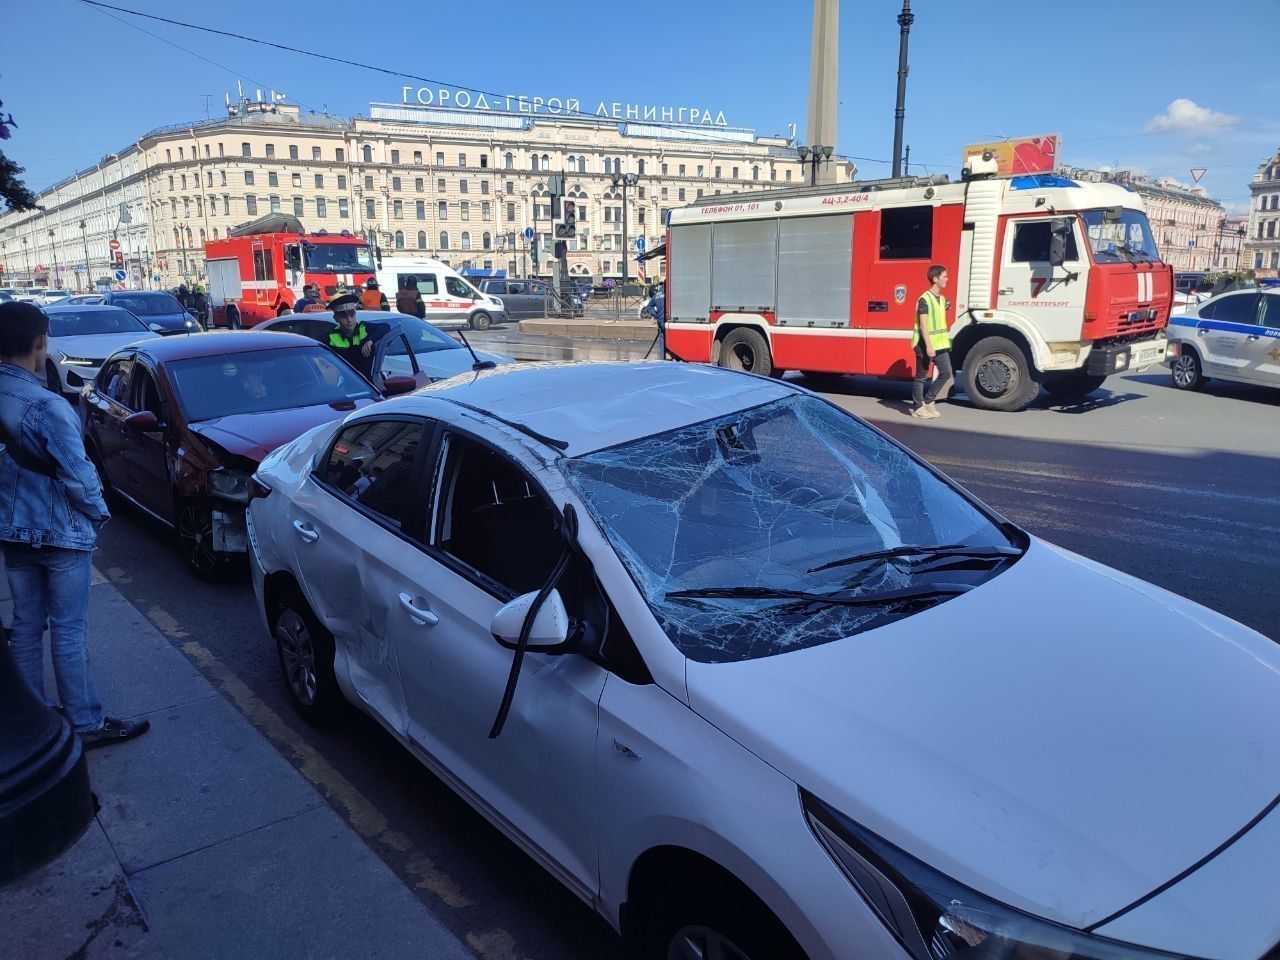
[797,145,834,186]
[21,237,29,283]
[891,0,915,178]
[48,229,61,291]
[79,221,92,292]
[610,171,640,287]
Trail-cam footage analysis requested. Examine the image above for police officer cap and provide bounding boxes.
[328,292,361,313]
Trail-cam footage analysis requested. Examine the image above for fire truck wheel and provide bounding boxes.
[961,336,1040,412]
[225,305,242,330]
[1043,372,1107,400]
[470,311,493,331]
[718,328,774,378]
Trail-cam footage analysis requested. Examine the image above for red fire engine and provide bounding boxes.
[204,214,376,328]
[664,153,1172,411]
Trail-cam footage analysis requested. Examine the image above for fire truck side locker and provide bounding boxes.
[207,258,242,328]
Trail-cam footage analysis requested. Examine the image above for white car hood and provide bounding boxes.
[685,540,1280,930]
[52,331,157,361]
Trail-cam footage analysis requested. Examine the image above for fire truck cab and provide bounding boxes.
[665,156,1172,410]
[205,214,376,328]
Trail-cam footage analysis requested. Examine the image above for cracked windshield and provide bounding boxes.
[565,395,1020,662]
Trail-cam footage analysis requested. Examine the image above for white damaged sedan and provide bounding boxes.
[247,361,1280,960]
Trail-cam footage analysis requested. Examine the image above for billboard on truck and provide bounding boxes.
[963,135,1060,175]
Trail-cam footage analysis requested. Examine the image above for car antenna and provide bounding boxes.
[454,329,496,371]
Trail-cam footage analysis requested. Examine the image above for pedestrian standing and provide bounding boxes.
[0,302,150,747]
[911,264,953,420]
[294,283,326,313]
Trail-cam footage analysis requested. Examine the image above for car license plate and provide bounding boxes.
[1138,348,1158,363]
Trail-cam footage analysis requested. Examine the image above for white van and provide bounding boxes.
[376,256,507,331]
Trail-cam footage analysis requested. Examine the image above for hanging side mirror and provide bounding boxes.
[1048,219,1073,267]
[490,589,573,653]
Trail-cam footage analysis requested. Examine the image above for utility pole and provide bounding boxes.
[891,0,914,178]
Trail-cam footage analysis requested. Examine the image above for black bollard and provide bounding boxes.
[0,625,94,886]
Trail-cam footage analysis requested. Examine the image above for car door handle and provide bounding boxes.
[398,593,439,626]
[867,300,889,313]
[292,520,319,543]
[1247,334,1261,341]
[1197,328,1208,336]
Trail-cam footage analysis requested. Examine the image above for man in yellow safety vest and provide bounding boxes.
[911,264,952,420]
[327,292,375,380]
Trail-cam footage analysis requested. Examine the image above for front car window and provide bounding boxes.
[47,308,149,337]
[322,419,423,529]
[302,242,376,272]
[112,293,184,316]
[97,358,134,406]
[382,316,462,357]
[1081,209,1160,263]
[563,395,1018,663]
[168,347,376,421]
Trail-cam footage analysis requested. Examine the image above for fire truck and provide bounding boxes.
[204,214,377,328]
[664,153,1172,410]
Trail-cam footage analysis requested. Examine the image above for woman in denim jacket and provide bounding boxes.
[0,301,149,748]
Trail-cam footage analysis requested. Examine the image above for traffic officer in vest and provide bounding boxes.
[911,264,953,419]
[361,277,389,311]
[327,292,376,380]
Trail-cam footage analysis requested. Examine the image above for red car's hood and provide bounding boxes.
[188,400,375,463]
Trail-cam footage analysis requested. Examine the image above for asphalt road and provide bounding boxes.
[91,363,1279,960]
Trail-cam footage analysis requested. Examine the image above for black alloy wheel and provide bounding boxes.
[176,501,234,581]
[1170,350,1206,390]
[272,593,341,723]
[643,876,804,960]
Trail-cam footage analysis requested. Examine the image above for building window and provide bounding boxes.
[365,198,376,218]
[638,186,645,199]
[183,198,191,216]
[638,208,646,224]
[461,232,471,250]
[363,145,373,163]
[365,175,373,189]
[266,144,275,159]
[458,153,467,167]
[393,199,403,219]
[661,163,668,175]
[770,168,777,181]
[268,172,279,187]
[714,166,721,178]
[413,151,422,165]
[678,164,686,176]
[339,198,349,218]
[437,178,446,192]
[786,170,792,182]
[438,201,448,220]
[530,155,538,171]
[270,195,281,213]
[181,174,188,189]
[506,202,516,221]
[168,175,175,189]
[337,174,347,189]
[288,145,298,160]
[415,177,423,192]
[417,230,426,248]
[436,151,445,165]
[1272,252,1279,269]
[460,180,469,194]
[678,188,686,201]
[336,148,345,162]
[292,173,302,188]
[481,180,489,195]
[541,154,550,171]
[316,197,328,217]
[291,196,302,216]
[391,149,400,164]
[315,174,324,188]
[415,200,425,219]
[241,142,251,157]
[481,201,491,221]
[661,187,668,200]
[752,166,759,180]
[505,152,514,169]
[392,176,401,191]
[603,261,611,274]
[165,149,172,162]
[482,232,491,250]
[439,232,449,250]
[460,201,470,220]
[638,159,645,175]
[1255,252,1264,268]
[312,146,322,160]
[394,230,404,249]
[506,181,515,193]
[220,170,227,186]
[732,166,739,178]
[206,171,213,187]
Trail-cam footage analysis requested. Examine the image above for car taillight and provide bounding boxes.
[248,477,273,502]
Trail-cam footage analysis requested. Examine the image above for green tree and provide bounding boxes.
[0,99,39,213]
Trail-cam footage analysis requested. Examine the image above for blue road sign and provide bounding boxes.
[523,227,535,241]
[75,263,86,271]
[114,270,127,282]
[635,237,646,251]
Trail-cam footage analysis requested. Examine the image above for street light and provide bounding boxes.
[797,145,834,186]
[610,171,640,287]
[78,220,92,292]
[48,229,61,291]
[21,237,29,283]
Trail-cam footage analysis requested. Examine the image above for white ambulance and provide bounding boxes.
[376,256,507,331]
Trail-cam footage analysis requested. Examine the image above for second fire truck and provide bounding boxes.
[665,153,1172,410]
[204,214,377,328]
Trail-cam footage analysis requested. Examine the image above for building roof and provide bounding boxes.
[384,361,798,456]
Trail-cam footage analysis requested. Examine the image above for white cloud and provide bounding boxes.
[1145,99,1240,134]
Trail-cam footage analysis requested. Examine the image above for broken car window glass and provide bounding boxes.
[563,396,1018,663]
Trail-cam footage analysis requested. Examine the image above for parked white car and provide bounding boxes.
[40,303,160,397]
[248,362,1280,960]
[1166,287,1280,391]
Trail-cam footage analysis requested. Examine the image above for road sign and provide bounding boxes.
[523,228,534,241]
[114,269,127,282]
[1190,167,1207,184]
[636,237,646,251]
[108,238,121,252]
[75,263,86,271]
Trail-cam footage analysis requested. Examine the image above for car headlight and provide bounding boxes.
[58,354,96,366]
[210,469,252,503]
[801,791,1192,960]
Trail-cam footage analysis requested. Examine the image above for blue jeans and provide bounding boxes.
[3,543,103,733]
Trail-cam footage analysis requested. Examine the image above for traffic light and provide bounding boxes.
[531,240,539,268]
[553,200,577,240]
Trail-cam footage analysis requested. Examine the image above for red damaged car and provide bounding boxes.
[81,331,410,578]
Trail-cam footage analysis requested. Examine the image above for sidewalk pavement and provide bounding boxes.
[518,315,657,340]
[0,562,475,960]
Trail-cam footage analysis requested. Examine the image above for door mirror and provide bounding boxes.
[490,589,572,653]
[1048,219,1073,267]
[124,410,160,432]
[382,374,416,396]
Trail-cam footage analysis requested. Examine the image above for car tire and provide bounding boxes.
[717,328,774,378]
[1170,349,1205,390]
[642,875,805,960]
[272,590,342,724]
[225,304,242,330]
[470,311,493,331]
[1042,372,1108,401]
[176,500,238,581]
[961,336,1040,411]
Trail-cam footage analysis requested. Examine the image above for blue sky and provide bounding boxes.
[3,0,1276,211]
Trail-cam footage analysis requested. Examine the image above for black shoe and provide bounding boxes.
[81,717,151,750]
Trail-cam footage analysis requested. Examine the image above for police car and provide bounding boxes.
[1166,286,1280,391]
